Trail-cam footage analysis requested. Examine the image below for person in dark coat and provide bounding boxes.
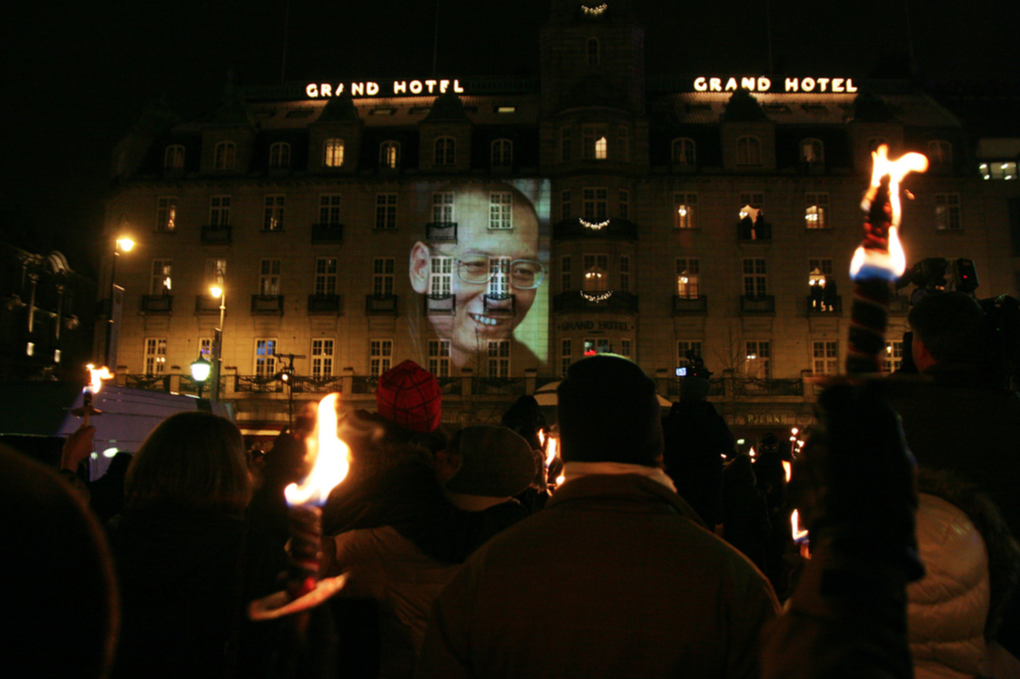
[722,454,771,573]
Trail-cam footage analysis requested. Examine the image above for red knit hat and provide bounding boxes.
[375,360,442,433]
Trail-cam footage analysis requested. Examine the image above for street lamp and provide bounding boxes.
[103,235,135,368]
[190,356,211,399]
[209,284,226,402]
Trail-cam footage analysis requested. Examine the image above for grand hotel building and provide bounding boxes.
[100,0,1020,440]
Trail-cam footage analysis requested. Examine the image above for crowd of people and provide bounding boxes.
[3,290,1019,679]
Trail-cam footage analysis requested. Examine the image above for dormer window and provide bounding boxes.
[928,140,953,166]
[586,38,600,66]
[323,138,345,167]
[491,139,513,168]
[435,136,456,166]
[672,138,696,166]
[164,144,185,169]
[380,141,400,169]
[269,142,291,168]
[801,139,824,164]
[214,141,236,170]
[737,136,762,166]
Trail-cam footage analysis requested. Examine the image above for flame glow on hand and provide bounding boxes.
[284,393,350,507]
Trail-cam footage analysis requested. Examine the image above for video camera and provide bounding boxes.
[896,257,979,304]
[679,349,712,380]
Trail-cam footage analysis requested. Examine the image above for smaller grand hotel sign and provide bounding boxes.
[693,76,858,93]
[306,79,467,98]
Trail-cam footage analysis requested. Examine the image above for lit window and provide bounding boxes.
[373,258,395,296]
[674,192,697,229]
[150,260,172,295]
[205,258,227,291]
[935,193,961,231]
[370,339,393,377]
[156,197,177,232]
[199,337,213,359]
[805,192,829,229]
[144,338,167,375]
[583,254,609,292]
[314,258,338,296]
[209,195,231,226]
[487,257,512,299]
[435,136,456,166]
[491,139,513,168]
[214,141,236,170]
[489,192,512,229]
[586,37,600,66]
[432,192,454,223]
[255,339,277,376]
[269,142,291,168]
[263,195,285,231]
[745,340,771,379]
[311,339,335,378]
[380,141,400,169]
[259,259,281,296]
[488,340,510,378]
[672,138,696,166]
[883,340,904,373]
[164,144,185,169]
[743,258,767,298]
[801,138,824,164]
[375,193,397,229]
[737,136,762,166]
[676,258,700,299]
[584,339,611,356]
[319,194,342,225]
[583,124,608,160]
[429,256,453,298]
[928,140,952,167]
[428,340,451,378]
[980,161,1017,181]
[813,341,839,375]
[582,187,608,220]
[678,341,704,367]
[323,139,345,167]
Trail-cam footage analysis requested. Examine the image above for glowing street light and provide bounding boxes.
[209,283,226,402]
[190,356,211,399]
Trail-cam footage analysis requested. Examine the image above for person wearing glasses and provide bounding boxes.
[409,184,544,371]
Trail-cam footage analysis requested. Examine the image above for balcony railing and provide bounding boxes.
[311,223,344,243]
[552,218,638,242]
[425,293,455,315]
[140,295,173,314]
[289,376,344,394]
[740,295,775,315]
[124,374,171,391]
[351,375,379,394]
[234,375,284,393]
[483,293,515,315]
[664,377,726,397]
[672,294,707,315]
[195,295,223,315]
[365,294,398,315]
[251,294,284,315]
[553,290,638,314]
[426,222,458,241]
[734,378,803,397]
[473,377,527,396]
[308,294,344,315]
[736,221,772,241]
[806,294,842,315]
[201,225,232,244]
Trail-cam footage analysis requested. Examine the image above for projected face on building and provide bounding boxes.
[409,183,544,371]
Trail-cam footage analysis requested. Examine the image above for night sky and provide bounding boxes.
[3,0,1017,275]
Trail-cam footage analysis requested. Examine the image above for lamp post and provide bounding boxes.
[209,284,226,402]
[103,236,135,368]
[190,356,211,399]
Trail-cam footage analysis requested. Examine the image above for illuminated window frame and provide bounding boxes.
[675,258,700,299]
[428,339,451,378]
[164,144,185,169]
[582,253,609,292]
[262,194,285,231]
[677,341,704,366]
[314,257,338,296]
[672,138,696,167]
[489,192,513,230]
[144,337,167,375]
[743,258,768,298]
[812,340,839,376]
[883,339,904,373]
[582,124,608,160]
[255,338,278,377]
[674,192,697,230]
[745,340,771,379]
[801,138,824,164]
[736,136,762,166]
[380,141,400,169]
[311,338,335,378]
[323,138,345,167]
[934,193,961,231]
[370,339,393,377]
[259,259,281,296]
[150,259,172,295]
[487,340,511,378]
[155,196,177,232]
[214,141,236,170]
[432,192,454,223]
[373,258,395,297]
[805,192,829,229]
[429,256,453,298]
[269,141,291,168]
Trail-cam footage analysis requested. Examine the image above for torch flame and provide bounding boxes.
[791,509,809,543]
[86,364,114,394]
[545,436,558,468]
[782,460,792,483]
[284,393,350,507]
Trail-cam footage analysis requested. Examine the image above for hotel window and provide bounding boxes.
[620,338,632,358]
[487,257,512,299]
[674,193,697,229]
[801,138,824,164]
[214,141,236,170]
[373,258,395,296]
[314,258,338,296]
[370,339,393,377]
[677,341,704,365]
[745,341,771,379]
[928,140,953,166]
[584,339,611,355]
[561,190,572,220]
[737,136,762,166]
[676,258,700,298]
[619,189,630,219]
[560,126,572,162]
[583,254,609,292]
[269,141,291,168]
[380,141,400,169]
[323,138,345,167]
[561,256,572,292]
[867,137,888,153]
[582,187,608,221]
[205,258,227,288]
[311,339,335,378]
[434,136,456,165]
[491,139,513,168]
[561,338,572,377]
[429,256,453,297]
[209,195,231,226]
[255,339,277,376]
[199,337,213,359]
[155,196,177,232]
[164,144,185,169]
[263,195,285,231]
[143,338,167,375]
[813,341,839,375]
[375,193,397,229]
[884,340,904,373]
[740,192,765,209]
[432,192,454,223]
[809,258,833,294]
[619,255,630,292]
[743,258,768,298]
[805,192,829,229]
[586,37,600,66]
[583,124,608,160]
[489,192,512,229]
[150,259,172,295]
[319,194,342,225]
[672,138,695,166]
[980,161,1017,180]
[259,259,281,296]
[935,193,961,231]
[488,340,510,378]
[428,340,451,378]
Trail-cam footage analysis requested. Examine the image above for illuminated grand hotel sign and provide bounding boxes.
[693,76,859,93]
[306,79,467,98]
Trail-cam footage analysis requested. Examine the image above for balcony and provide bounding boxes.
[201,225,232,244]
[289,375,344,394]
[365,294,398,315]
[806,295,842,315]
[426,222,458,242]
[425,293,455,315]
[736,221,771,242]
[307,294,344,315]
[195,295,223,315]
[140,295,173,314]
[472,377,527,397]
[734,378,803,397]
[483,293,515,315]
[553,218,638,242]
[740,295,775,315]
[672,294,707,315]
[251,294,284,315]
[234,375,284,393]
[553,290,639,314]
[311,223,344,244]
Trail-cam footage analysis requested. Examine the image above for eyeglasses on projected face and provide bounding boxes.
[447,255,546,289]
